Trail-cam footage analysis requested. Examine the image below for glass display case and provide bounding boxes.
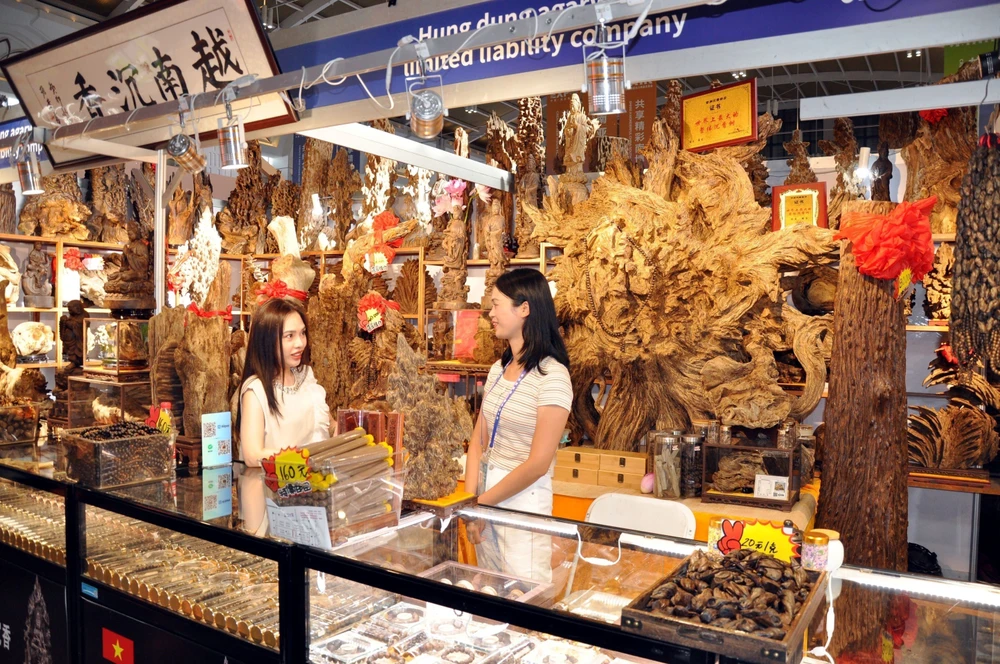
[0,453,998,664]
[84,317,151,378]
[66,375,152,427]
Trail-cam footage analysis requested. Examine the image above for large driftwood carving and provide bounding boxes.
[216,141,268,254]
[18,174,91,240]
[175,308,231,436]
[783,129,817,185]
[87,165,129,244]
[818,118,863,230]
[483,113,516,259]
[297,137,332,250]
[515,97,545,258]
[526,119,837,450]
[325,148,361,249]
[900,60,981,234]
[167,185,196,246]
[308,268,369,414]
[391,258,436,316]
[348,299,420,407]
[817,200,907,571]
[150,306,187,435]
[0,184,15,235]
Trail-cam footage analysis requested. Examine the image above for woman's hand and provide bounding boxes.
[464,518,485,544]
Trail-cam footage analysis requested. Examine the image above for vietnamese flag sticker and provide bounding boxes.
[102,628,134,664]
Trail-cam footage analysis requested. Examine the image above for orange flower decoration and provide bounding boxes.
[919,108,948,124]
[836,196,937,283]
[373,210,403,248]
[357,292,400,332]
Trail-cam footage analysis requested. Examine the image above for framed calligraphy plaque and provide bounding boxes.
[771,182,829,231]
[680,78,757,152]
[1,0,295,168]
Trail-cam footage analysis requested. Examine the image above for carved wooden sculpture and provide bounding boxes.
[272,176,301,219]
[483,113,517,259]
[0,183,14,235]
[480,198,508,311]
[88,165,129,244]
[18,174,91,240]
[558,94,600,209]
[783,129,817,186]
[216,141,268,254]
[150,306,187,435]
[167,185,196,246]
[900,60,981,234]
[176,311,231,436]
[104,220,153,308]
[0,280,18,368]
[923,243,953,321]
[819,118,863,230]
[297,137,332,240]
[387,334,472,500]
[515,97,545,258]
[817,200,907,571]
[659,80,683,137]
[871,142,893,203]
[308,268,370,413]
[348,294,420,407]
[357,119,397,234]
[326,148,361,249]
[390,259,436,316]
[526,119,837,450]
[735,112,782,209]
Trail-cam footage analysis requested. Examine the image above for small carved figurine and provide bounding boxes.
[22,243,53,301]
[59,300,88,367]
[871,142,893,203]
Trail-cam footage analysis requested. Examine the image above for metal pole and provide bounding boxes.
[154,149,167,312]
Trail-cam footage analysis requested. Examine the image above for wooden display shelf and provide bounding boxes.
[8,307,59,313]
[906,324,949,332]
[15,361,66,369]
[932,234,955,242]
[0,233,123,251]
[908,471,1000,496]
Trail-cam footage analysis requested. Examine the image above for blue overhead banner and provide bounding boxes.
[275,0,995,112]
[0,117,46,171]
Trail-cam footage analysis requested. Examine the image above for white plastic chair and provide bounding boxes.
[585,493,697,539]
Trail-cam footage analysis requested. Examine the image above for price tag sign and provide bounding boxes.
[265,498,332,549]
[363,307,384,332]
[201,411,233,467]
[712,518,798,562]
[364,247,393,275]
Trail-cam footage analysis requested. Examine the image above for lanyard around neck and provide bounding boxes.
[485,362,528,451]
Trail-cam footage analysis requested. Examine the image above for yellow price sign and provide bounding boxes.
[273,448,310,488]
[714,518,799,563]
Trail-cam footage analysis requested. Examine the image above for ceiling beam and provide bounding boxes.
[801,79,1000,121]
[281,0,359,28]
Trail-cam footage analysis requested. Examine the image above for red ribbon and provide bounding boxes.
[186,302,233,323]
[258,279,308,303]
[919,108,948,124]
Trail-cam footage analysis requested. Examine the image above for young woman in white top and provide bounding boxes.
[464,269,572,581]
[235,298,331,534]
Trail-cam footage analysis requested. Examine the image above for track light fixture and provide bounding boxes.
[980,50,999,78]
[218,92,248,170]
[583,23,628,115]
[405,43,447,139]
[13,133,43,195]
[167,101,206,174]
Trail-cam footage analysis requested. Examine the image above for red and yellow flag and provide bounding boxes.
[102,628,134,664]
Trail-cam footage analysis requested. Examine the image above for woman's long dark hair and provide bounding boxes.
[495,269,569,374]
[234,298,310,436]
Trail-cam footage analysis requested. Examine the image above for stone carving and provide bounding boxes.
[12,322,54,357]
[18,174,91,240]
[22,243,53,306]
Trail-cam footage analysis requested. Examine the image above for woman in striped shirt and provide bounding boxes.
[465,269,572,581]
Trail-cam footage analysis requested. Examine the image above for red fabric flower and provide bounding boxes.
[257,279,308,304]
[63,248,84,271]
[919,108,948,124]
[357,293,400,332]
[373,210,403,248]
[186,302,233,323]
[835,196,937,283]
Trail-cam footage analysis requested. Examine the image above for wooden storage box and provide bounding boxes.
[554,466,599,484]
[621,563,827,664]
[701,443,800,512]
[556,447,601,470]
[598,450,647,474]
[597,470,645,491]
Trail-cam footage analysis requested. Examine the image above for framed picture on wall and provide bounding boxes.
[771,182,829,231]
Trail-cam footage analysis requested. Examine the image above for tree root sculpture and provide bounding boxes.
[526,119,837,451]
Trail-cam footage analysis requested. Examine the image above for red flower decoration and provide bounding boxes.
[357,293,400,332]
[257,279,308,304]
[373,210,403,248]
[186,302,233,323]
[836,196,937,283]
[919,108,948,124]
[63,248,84,271]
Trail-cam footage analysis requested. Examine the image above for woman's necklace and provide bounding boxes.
[584,223,660,353]
[274,366,307,395]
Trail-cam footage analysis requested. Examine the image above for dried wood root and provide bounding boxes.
[711,452,766,492]
[922,243,953,321]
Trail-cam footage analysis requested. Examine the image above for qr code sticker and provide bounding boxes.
[202,421,217,438]
[203,494,218,511]
[218,473,231,489]
[218,439,231,456]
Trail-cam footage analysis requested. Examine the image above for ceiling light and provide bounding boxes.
[583,24,627,116]
[405,47,447,140]
[915,49,922,57]
[218,95,248,170]
[167,105,206,174]
[907,51,913,58]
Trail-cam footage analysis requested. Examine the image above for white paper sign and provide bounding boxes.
[265,498,332,550]
[753,474,790,500]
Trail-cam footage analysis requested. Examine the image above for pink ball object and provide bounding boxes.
[640,473,655,494]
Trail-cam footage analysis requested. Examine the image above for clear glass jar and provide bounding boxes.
[680,434,703,498]
[651,433,682,499]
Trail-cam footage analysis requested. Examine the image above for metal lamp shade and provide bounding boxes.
[219,123,248,170]
[167,134,206,174]
[587,54,626,116]
[17,152,44,195]
[410,88,445,139]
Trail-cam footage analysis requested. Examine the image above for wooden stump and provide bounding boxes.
[175,314,231,437]
[816,200,908,571]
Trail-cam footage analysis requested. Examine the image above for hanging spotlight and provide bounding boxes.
[405,44,447,139]
[855,146,872,179]
[167,104,206,174]
[583,24,627,116]
[14,134,43,195]
[218,92,248,170]
[979,49,999,78]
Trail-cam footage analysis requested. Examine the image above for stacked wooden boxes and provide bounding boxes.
[555,447,646,491]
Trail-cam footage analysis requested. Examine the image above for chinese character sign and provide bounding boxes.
[712,518,799,563]
[681,78,758,152]
[1,0,295,168]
